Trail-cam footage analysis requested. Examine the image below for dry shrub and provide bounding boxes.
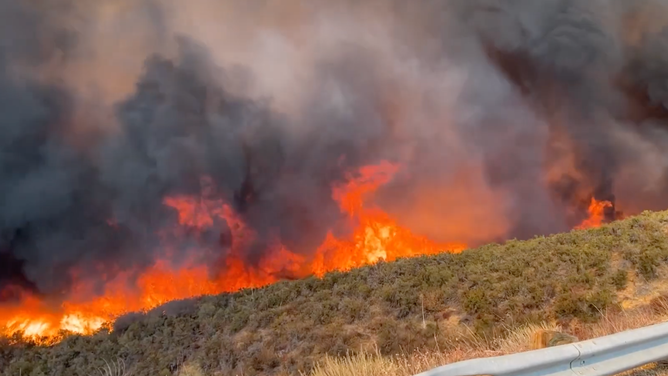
[495,322,562,352]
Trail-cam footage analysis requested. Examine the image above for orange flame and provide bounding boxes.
[575,198,613,230]
[0,161,466,341]
[0,166,624,341]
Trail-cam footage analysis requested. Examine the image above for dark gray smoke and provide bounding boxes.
[0,0,393,299]
[4,0,668,303]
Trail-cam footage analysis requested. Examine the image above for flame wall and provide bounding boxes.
[3,0,668,336]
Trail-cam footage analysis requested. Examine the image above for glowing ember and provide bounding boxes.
[0,162,467,341]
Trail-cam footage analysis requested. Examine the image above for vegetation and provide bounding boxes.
[4,210,668,375]
[305,305,668,376]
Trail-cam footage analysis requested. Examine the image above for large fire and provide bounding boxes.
[1,161,473,341]
[0,158,619,341]
[2,0,668,359]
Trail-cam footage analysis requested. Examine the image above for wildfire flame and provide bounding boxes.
[575,198,614,230]
[0,161,467,341]
[0,162,618,341]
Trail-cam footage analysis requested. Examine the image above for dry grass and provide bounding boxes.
[177,363,205,376]
[305,305,668,376]
[303,349,476,376]
[619,363,668,376]
[97,359,130,376]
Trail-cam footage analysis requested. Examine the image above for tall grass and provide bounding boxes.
[97,359,130,376]
[305,306,668,376]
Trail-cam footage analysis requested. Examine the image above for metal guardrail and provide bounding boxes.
[415,321,668,376]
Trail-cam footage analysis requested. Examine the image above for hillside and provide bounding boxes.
[4,210,668,376]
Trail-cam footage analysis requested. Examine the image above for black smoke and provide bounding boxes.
[4,0,668,303]
[0,1,392,299]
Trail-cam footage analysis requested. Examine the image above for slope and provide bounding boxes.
[3,210,668,376]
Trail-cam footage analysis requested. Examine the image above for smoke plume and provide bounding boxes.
[3,0,668,303]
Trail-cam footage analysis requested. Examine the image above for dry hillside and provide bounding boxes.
[4,210,668,376]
